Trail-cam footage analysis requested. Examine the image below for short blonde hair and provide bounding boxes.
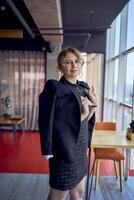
[57,47,84,70]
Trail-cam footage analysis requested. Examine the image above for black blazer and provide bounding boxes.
[38,79,95,163]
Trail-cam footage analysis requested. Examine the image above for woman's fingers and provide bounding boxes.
[89,85,94,92]
[81,96,94,106]
[88,85,97,105]
[89,85,96,96]
[81,96,85,101]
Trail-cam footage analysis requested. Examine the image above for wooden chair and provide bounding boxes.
[93,122,125,192]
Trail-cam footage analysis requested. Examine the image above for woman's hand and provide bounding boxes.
[88,86,97,106]
[81,96,92,121]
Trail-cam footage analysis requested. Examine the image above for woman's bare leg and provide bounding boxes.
[69,176,86,200]
[47,187,69,200]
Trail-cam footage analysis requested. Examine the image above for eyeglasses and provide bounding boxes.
[62,59,83,67]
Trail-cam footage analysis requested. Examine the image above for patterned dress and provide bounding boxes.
[49,78,89,191]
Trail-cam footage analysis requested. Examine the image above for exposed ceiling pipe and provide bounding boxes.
[32,26,110,31]
[81,33,91,49]
[5,0,35,38]
[90,10,94,28]
[38,32,92,36]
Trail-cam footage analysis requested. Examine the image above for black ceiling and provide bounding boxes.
[0,0,129,53]
[0,0,45,51]
[61,0,129,53]
[0,0,35,31]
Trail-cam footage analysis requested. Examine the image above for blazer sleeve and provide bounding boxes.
[38,80,57,155]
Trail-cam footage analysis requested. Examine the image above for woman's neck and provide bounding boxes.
[63,76,77,84]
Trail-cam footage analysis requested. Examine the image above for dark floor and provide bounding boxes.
[0,173,134,200]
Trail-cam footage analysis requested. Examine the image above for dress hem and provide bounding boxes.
[49,172,87,191]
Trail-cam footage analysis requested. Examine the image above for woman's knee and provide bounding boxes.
[70,187,85,200]
[47,187,68,200]
[78,188,85,198]
[69,177,86,200]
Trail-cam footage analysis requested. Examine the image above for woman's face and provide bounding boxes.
[60,52,82,79]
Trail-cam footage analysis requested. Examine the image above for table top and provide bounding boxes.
[0,116,25,125]
[91,130,134,148]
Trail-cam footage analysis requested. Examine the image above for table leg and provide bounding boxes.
[85,149,95,200]
[87,166,95,200]
[124,148,131,181]
[85,164,90,199]
[85,149,91,200]
[19,122,25,133]
[22,121,25,132]
[12,125,16,140]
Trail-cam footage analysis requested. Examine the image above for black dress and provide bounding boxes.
[49,78,89,191]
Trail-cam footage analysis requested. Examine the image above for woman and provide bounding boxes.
[38,47,97,200]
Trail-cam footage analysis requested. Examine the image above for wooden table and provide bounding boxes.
[91,130,134,180]
[85,130,134,200]
[0,116,25,138]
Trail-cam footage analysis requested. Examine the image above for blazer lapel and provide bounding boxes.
[59,77,82,112]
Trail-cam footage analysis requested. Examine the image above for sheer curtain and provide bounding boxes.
[0,50,45,130]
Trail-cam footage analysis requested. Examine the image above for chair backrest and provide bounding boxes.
[95,122,116,130]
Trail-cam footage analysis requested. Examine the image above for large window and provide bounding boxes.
[123,107,132,129]
[104,0,134,170]
[104,0,134,130]
[113,59,119,100]
[127,0,134,49]
[112,102,117,122]
[114,15,121,56]
[125,52,134,105]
